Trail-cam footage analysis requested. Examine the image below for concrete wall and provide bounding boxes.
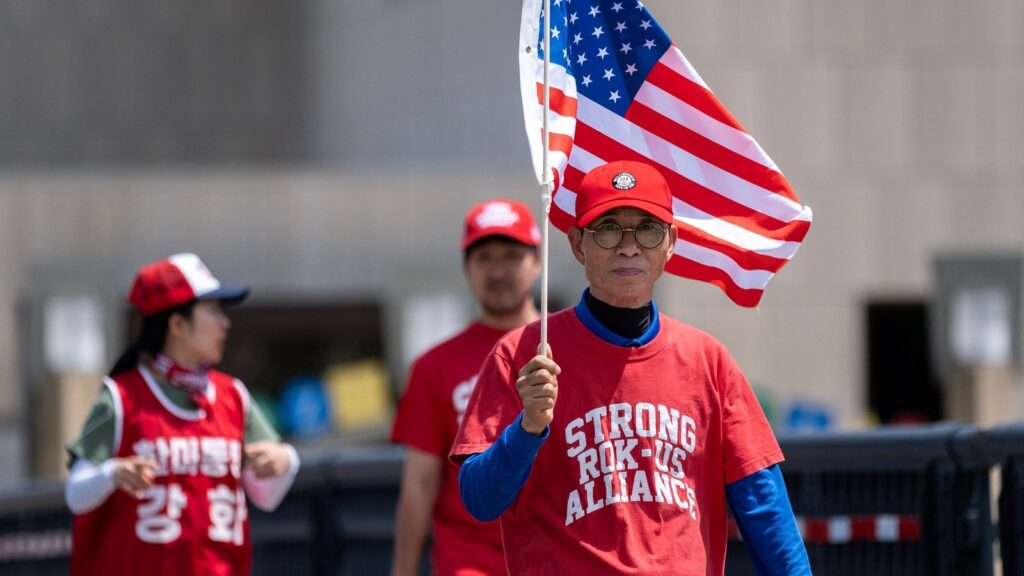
[0,0,1022,478]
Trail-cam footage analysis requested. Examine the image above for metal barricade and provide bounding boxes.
[0,428,1014,575]
[0,480,71,576]
[725,423,993,576]
[982,422,1024,576]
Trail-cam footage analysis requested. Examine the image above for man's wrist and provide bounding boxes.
[520,415,546,436]
[516,412,548,434]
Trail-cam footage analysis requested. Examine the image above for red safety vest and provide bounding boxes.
[71,366,252,576]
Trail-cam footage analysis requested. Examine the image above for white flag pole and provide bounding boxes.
[540,0,553,354]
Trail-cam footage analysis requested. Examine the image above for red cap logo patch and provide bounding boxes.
[612,172,637,190]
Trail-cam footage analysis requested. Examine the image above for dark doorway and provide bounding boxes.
[125,301,383,396]
[866,301,943,424]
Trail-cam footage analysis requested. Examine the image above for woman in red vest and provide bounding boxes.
[65,253,300,576]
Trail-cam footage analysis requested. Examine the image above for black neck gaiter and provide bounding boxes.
[585,289,653,340]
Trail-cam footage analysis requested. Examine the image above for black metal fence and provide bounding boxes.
[1,424,1023,575]
[983,422,1024,576]
[729,423,994,576]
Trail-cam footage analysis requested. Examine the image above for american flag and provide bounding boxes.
[519,0,812,307]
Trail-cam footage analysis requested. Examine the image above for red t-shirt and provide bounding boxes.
[72,366,251,576]
[451,309,783,576]
[391,322,509,576]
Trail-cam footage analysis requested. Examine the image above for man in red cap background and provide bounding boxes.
[450,161,810,575]
[390,199,542,576]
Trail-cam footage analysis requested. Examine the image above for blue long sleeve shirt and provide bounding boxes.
[458,291,810,574]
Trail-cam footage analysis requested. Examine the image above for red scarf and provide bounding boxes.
[151,354,212,415]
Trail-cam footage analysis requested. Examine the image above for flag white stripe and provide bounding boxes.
[673,238,774,290]
[533,107,577,140]
[636,80,778,171]
[576,96,812,223]
[566,146,607,178]
[672,198,800,260]
[553,185,577,217]
[526,62,579,99]
[660,46,709,90]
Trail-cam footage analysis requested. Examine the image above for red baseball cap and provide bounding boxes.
[461,199,541,251]
[575,160,675,227]
[127,253,250,317]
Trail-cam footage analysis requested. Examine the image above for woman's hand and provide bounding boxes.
[243,441,293,478]
[111,457,158,499]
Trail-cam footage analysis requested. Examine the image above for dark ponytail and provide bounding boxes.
[108,301,196,376]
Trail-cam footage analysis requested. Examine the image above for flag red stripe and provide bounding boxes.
[645,60,746,133]
[545,131,576,159]
[664,257,764,308]
[535,83,578,118]
[571,123,811,242]
[550,200,576,232]
[625,101,797,204]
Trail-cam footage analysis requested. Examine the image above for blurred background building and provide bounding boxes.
[0,0,1021,483]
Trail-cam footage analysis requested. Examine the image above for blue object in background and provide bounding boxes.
[277,375,332,438]
[785,401,833,433]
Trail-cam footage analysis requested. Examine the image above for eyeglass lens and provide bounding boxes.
[590,222,666,249]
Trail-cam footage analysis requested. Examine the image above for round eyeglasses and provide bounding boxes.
[583,220,668,249]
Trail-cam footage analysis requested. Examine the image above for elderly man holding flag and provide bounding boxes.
[449,1,812,574]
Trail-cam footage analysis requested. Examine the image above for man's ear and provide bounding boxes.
[568,227,586,265]
[666,225,677,257]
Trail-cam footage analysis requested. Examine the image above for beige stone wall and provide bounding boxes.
[0,0,1022,477]
[646,0,1024,427]
[0,193,18,422]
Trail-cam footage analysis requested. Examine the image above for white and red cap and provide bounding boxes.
[461,198,541,251]
[127,253,250,317]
